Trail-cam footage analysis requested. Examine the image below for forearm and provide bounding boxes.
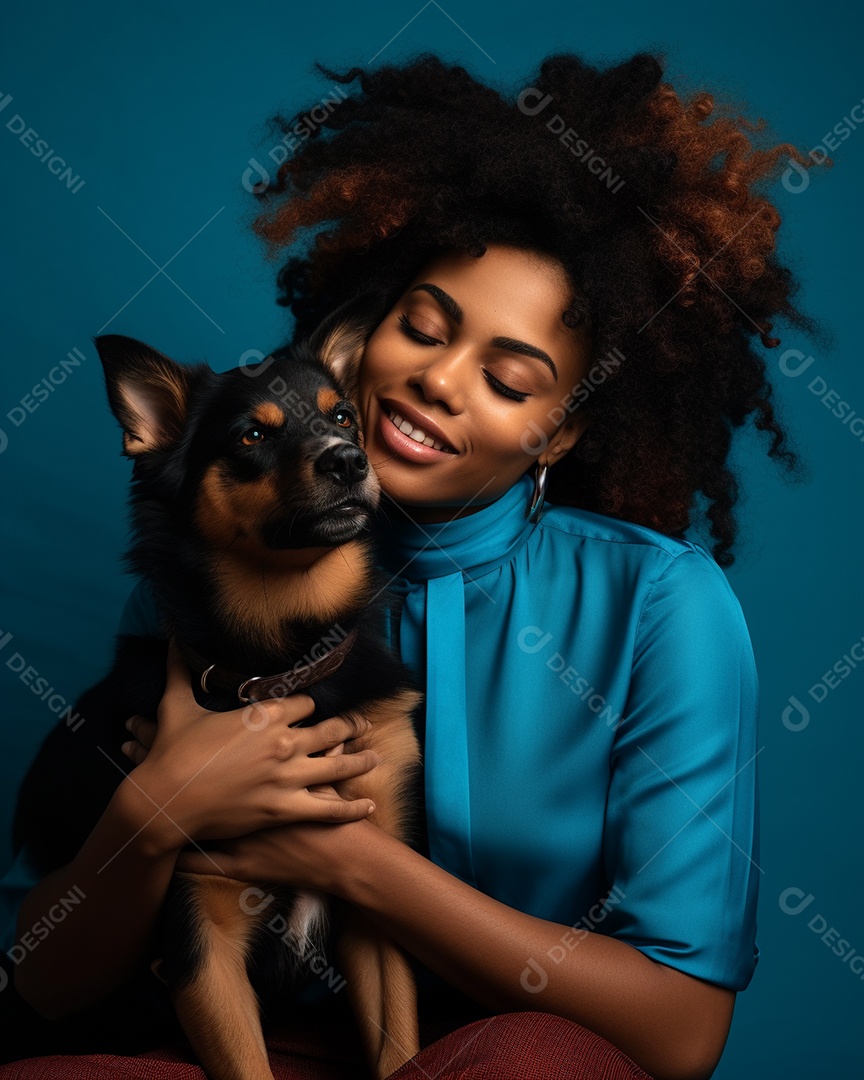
[333,821,729,1080]
[13,777,182,1019]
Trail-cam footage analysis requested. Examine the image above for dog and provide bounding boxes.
[12,294,425,1080]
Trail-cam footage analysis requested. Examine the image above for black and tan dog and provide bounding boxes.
[13,296,424,1079]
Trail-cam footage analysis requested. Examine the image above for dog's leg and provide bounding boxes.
[161,873,275,1080]
[337,906,420,1080]
[334,693,425,1078]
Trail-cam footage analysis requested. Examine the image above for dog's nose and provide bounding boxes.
[315,443,369,486]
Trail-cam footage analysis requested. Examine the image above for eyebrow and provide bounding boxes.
[408,283,559,381]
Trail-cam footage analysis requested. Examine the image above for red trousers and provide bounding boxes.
[0,990,653,1080]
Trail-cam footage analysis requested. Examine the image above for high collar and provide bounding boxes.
[375,470,538,583]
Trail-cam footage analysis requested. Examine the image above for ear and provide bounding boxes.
[306,292,385,401]
[544,411,589,466]
[93,335,201,457]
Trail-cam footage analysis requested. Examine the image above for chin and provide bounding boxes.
[259,507,372,550]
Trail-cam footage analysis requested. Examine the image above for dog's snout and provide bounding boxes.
[315,443,369,486]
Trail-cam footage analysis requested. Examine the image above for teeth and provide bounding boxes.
[388,410,454,453]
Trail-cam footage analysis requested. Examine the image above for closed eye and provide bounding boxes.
[482,370,530,402]
[398,313,531,402]
[398,312,442,346]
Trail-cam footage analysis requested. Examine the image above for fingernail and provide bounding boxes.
[367,803,376,814]
[125,718,133,731]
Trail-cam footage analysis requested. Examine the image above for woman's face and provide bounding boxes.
[356,243,592,522]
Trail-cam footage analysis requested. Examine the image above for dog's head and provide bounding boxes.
[94,294,382,555]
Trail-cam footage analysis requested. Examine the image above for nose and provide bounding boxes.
[315,443,369,486]
[410,347,466,413]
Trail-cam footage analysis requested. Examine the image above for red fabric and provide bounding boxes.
[0,994,654,1079]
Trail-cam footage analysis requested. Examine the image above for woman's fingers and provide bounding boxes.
[305,789,377,820]
[125,715,157,749]
[302,748,381,787]
[120,738,148,765]
[120,715,158,764]
[297,715,371,755]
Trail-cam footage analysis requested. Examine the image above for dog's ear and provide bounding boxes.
[307,291,387,402]
[93,335,202,457]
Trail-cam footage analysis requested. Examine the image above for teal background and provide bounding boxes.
[1,1,861,1074]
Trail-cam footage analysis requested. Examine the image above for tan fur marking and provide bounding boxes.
[194,463,283,550]
[316,387,341,414]
[206,540,377,652]
[338,906,420,1076]
[336,688,423,844]
[252,402,285,427]
[169,873,273,1078]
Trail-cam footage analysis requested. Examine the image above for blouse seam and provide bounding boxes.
[538,513,696,557]
[632,549,696,653]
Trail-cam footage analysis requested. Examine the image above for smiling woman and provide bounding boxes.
[0,46,828,1080]
[356,245,591,519]
[229,47,825,1079]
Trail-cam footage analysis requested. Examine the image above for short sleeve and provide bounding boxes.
[599,547,760,990]
[117,579,166,638]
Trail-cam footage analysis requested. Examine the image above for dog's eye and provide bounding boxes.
[241,428,265,446]
[333,407,355,429]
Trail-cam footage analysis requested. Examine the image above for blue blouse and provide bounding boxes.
[1,469,761,992]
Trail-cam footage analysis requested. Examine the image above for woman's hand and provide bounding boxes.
[172,802,376,894]
[120,639,381,854]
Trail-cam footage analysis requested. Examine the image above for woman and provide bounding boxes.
[2,49,826,1080]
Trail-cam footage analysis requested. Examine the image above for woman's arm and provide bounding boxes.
[180,818,734,1080]
[338,822,735,1080]
[13,777,183,1019]
[12,644,381,1020]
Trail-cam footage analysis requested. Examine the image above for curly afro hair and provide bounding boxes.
[247,50,831,566]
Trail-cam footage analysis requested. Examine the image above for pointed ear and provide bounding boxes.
[93,335,201,457]
[306,292,386,401]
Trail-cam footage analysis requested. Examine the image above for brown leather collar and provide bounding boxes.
[180,626,359,703]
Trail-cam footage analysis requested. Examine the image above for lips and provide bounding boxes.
[378,398,458,454]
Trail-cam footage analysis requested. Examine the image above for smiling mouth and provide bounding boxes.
[386,409,458,454]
